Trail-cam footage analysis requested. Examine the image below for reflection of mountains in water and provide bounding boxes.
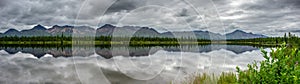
[0,45,259,59]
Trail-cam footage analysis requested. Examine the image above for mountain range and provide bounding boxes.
[0,24,267,40]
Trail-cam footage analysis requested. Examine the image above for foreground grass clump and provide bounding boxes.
[186,72,237,84]
[187,45,300,84]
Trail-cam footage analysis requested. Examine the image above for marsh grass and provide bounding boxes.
[182,72,237,84]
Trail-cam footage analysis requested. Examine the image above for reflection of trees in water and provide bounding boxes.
[0,44,267,58]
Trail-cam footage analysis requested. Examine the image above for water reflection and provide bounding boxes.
[0,45,260,58]
[0,44,270,84]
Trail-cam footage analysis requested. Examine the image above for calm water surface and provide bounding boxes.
[0,45,269,84]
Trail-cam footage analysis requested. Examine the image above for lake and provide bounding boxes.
[0,45,268,84]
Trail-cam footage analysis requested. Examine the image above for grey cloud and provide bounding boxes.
[175,8,189,17]
[279,0,300,8]
[185,16,197,23]
[105,0,146,14]
[211,0,229,4]
[29,4,57,15]
[242,0,300,11]
[276,29,300,33]
[0,0,299,36]
[0,27,9,30]
[0,0,84,29]
[0,0,200,32]
[210,0,300,35]
[0,0,9,8]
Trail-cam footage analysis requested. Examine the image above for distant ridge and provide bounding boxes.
[0,24,267,39]
[4,29,21,36]
[225,30,267,39]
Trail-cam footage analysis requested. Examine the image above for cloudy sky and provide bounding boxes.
[0,0,300,36]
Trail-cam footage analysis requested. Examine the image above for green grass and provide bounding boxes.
[182,72,237,84]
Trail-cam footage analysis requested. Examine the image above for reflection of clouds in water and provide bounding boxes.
[202,49,265,71]
[0,49,265,84]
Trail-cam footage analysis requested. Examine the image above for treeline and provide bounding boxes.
[0,35,212,46]
[1,33,299,47]
[0,35,210,42]
[227,32,300,47]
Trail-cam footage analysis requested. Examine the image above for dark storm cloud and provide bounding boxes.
[175,8,189,17]
[241,0,300,11]
[105,0,145,14]
[0,0,9,8]
[280,0,300,8]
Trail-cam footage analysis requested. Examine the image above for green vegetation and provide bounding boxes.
[184,33,300,84]
[184,45,299,84]
[236,45,300,83]
[183,72,237,84]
